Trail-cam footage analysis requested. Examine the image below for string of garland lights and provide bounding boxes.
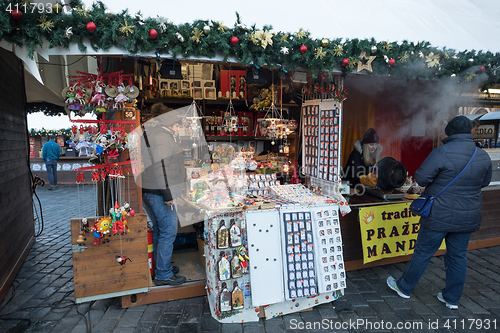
[2,0,500,90]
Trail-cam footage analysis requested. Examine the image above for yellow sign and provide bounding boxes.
[359,203,445,264]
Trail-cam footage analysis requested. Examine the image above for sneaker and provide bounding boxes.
[437,292,458,309]
[172,266,179,275]
[52,185,58,190]
[154,275,186,286]
[48,187,53,191]
[387,276,410,299]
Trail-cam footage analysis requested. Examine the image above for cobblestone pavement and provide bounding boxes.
[1,184,500,332]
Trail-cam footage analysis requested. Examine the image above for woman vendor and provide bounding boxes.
[342,128,383,186]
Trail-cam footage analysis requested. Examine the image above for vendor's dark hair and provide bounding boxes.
[472,119,480,127]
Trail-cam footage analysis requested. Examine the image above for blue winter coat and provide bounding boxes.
[42,139,61,161]
[415,133,492,233]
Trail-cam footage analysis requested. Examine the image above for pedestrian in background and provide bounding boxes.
[42,135,61,190]
[387,116,492,309]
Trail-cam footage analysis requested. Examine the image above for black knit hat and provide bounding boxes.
[361,128,380,144]
[445,116,473,136]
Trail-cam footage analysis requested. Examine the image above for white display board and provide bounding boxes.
[309,204,346,293]
[246,209,285,307]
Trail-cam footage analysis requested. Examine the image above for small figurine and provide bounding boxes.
[237,245,249,274]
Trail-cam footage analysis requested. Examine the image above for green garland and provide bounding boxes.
[30,127,72,137]
[2,0,500,90]
[27,102,66,116]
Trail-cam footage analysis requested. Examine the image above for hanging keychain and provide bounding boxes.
[231,249,242,278]
[218,252,231,281]
[229,219,242,247]
[237,246,249,274]
[217,220,229,249]
[220,282,232,312]
[231,281,244,310]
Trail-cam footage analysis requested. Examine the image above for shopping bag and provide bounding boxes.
[409,194,434,218]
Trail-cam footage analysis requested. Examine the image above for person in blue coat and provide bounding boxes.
[387,116,492,309]
[42,135,61,190]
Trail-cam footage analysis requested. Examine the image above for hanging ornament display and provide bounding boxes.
[11,9,23,21]
[321,39,329,47]
[222,100,240,135]
[356,51,376,73]
[280,46,289,55]
[300,45,307,54]
[176,32,184,42]
[230,36,239,45]
[149,29,158,39]
[480,66,485,71]
[371,45,378,53]
[203,25,211,33]
[86,22,96,32]
[341,58,349,67]
[388,58,396,66]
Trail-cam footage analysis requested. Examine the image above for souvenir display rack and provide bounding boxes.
[203,195,346,323]
[302,98,343,197]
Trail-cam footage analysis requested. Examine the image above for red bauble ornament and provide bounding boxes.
[230,36,239,45]
[388,59,396,66]
[149,29,158,39]
[11,9,23,21]
[300,45,307,54]
[341,58,349,67]
[86,22,96,33]
[480,66,485,71]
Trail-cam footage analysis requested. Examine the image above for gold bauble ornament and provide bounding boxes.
[321,39,329,47]
[52,3,63,14]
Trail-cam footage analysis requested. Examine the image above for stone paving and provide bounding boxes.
[1,184,500,332]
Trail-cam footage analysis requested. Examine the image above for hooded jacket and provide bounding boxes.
[415,133,492,233]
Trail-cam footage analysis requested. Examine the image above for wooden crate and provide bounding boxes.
[71,214,149,303]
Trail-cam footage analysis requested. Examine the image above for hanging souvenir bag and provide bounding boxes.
[410,147,477,218]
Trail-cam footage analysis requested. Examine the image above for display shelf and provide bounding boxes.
[144,98,194,105]
[144,98,247,107]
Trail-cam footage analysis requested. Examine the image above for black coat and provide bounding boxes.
[342,140,374,185]
[415,134,492,233]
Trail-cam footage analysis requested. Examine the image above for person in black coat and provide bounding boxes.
[342,128,383,186]
[387,116,492,309]
[141,103,187,286]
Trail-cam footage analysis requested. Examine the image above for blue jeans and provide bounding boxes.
[45,160,58,186]
[396,227,471,305]
[142,193,178,280]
